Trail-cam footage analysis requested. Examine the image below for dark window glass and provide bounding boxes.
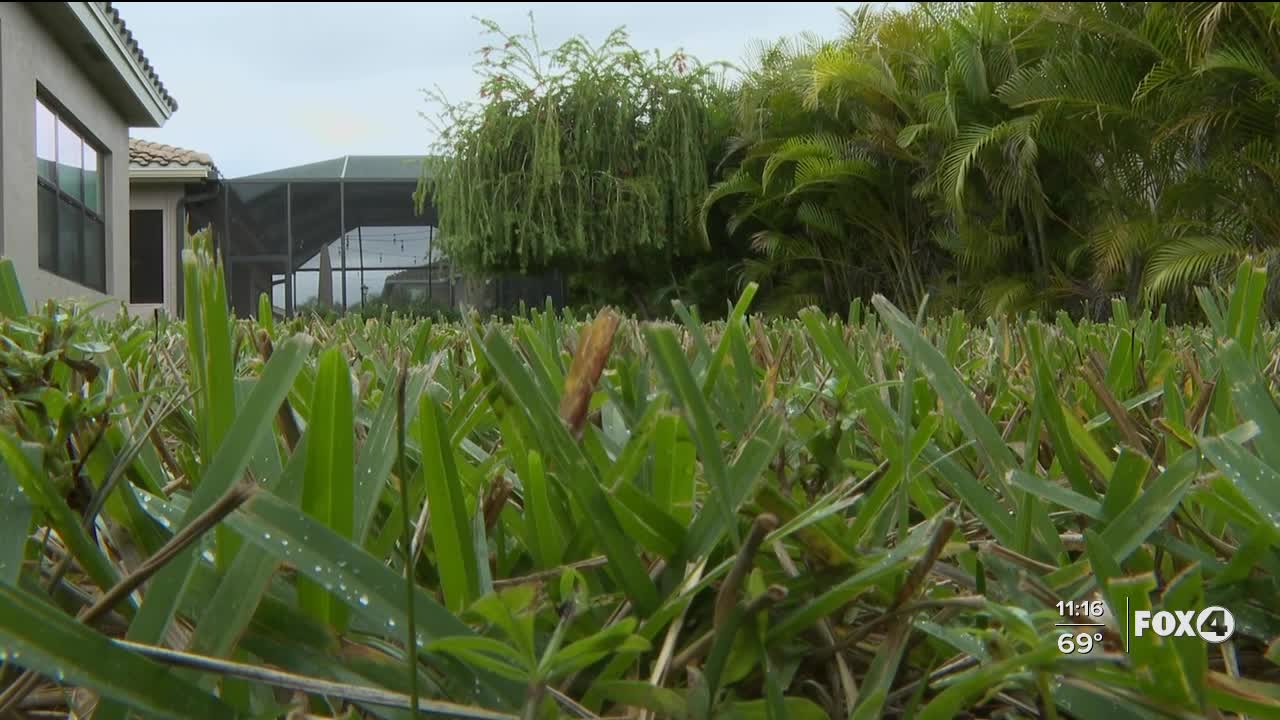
[129,210,164,303]
[36,96,106,291]
[38,184,57,269]
[57,200,82,279]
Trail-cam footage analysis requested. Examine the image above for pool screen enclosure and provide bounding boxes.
[186,155,564,318]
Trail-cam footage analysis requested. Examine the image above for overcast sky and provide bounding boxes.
[113,2,863,178]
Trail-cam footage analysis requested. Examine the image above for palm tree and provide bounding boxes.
[707,1,1280,319]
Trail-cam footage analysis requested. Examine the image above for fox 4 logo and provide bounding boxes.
[1133,606,1235,643]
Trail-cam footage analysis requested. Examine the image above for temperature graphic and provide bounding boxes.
[1057,631,1104,654]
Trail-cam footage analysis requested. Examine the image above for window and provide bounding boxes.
[130,210,164,304]
[37,96,105,291]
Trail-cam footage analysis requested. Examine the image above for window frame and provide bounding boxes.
[36,92,107,292]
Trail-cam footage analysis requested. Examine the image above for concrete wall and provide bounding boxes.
[126,184,183,318]
[0,2,131,312]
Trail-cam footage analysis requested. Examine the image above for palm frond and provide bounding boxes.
[1142,235,1246,301]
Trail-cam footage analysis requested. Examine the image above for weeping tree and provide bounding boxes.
[419,17,739,315]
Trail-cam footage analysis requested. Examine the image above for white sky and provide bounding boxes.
[113,2,865,178]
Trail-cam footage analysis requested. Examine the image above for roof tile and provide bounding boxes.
[129,138,216,172]
[99,2,178,113]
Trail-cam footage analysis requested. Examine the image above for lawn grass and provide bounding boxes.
[1,245,1278,718]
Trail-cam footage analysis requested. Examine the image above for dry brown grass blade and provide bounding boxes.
[491,556,610,590]
[772,539,859,713]
[256,330,302,452]
[892,517,956,609]
[482,473,514,533]
[1082,354,1149,452]
[558,308,620,438]
[112,639,518,720]
[714,513,777,629]
[670,585,788,670]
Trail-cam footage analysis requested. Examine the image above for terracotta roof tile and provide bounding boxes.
[129,138,216,173]
[99,2,178,113]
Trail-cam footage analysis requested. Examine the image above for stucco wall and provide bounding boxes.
[127,183,184,318]
[0,2,131,312]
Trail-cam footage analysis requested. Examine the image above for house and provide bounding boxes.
[0,2,561,320]
[127,138,219,318]
[0,2,176,312]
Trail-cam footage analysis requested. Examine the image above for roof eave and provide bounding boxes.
[129,165,215,182]
[43,3,174,127]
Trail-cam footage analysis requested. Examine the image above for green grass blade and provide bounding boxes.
[769,518,937,642]
[1225,258,1266,352]
[0,436,119,591]
[0,582,235,719]
[873,296,1017,497]
[522,449,565,569]
[1107,573,1194,705]
[139,487,522,706]
[653,412,695,526]
[1219,340,1280,471]
[648,328,735,546]
[0,258,28,317]
[0,444,36,585]
[1162,566,1208,706]
[300,347,357,631]
[916,644,1059,720]
[355,367,428,544]
[187,435,308,666]
[679,414,784,563]
[420,393,482,612]
[1099,450,1201,565]
[1027,324,1096,498]
[1102,449,1150,520]
[125,335,312,647]
[701,282,758,397]
[1199,435,1280,531]
[477,329,658,614]
[1006,469,1103,519]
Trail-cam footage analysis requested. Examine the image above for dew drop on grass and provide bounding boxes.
[264,532,272,541]
[314,565,323,574]
[358,594,370,606]
[281,538,289,547]
[388,619,397,628]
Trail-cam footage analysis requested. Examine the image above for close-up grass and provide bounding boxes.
[2,241,1279,719]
